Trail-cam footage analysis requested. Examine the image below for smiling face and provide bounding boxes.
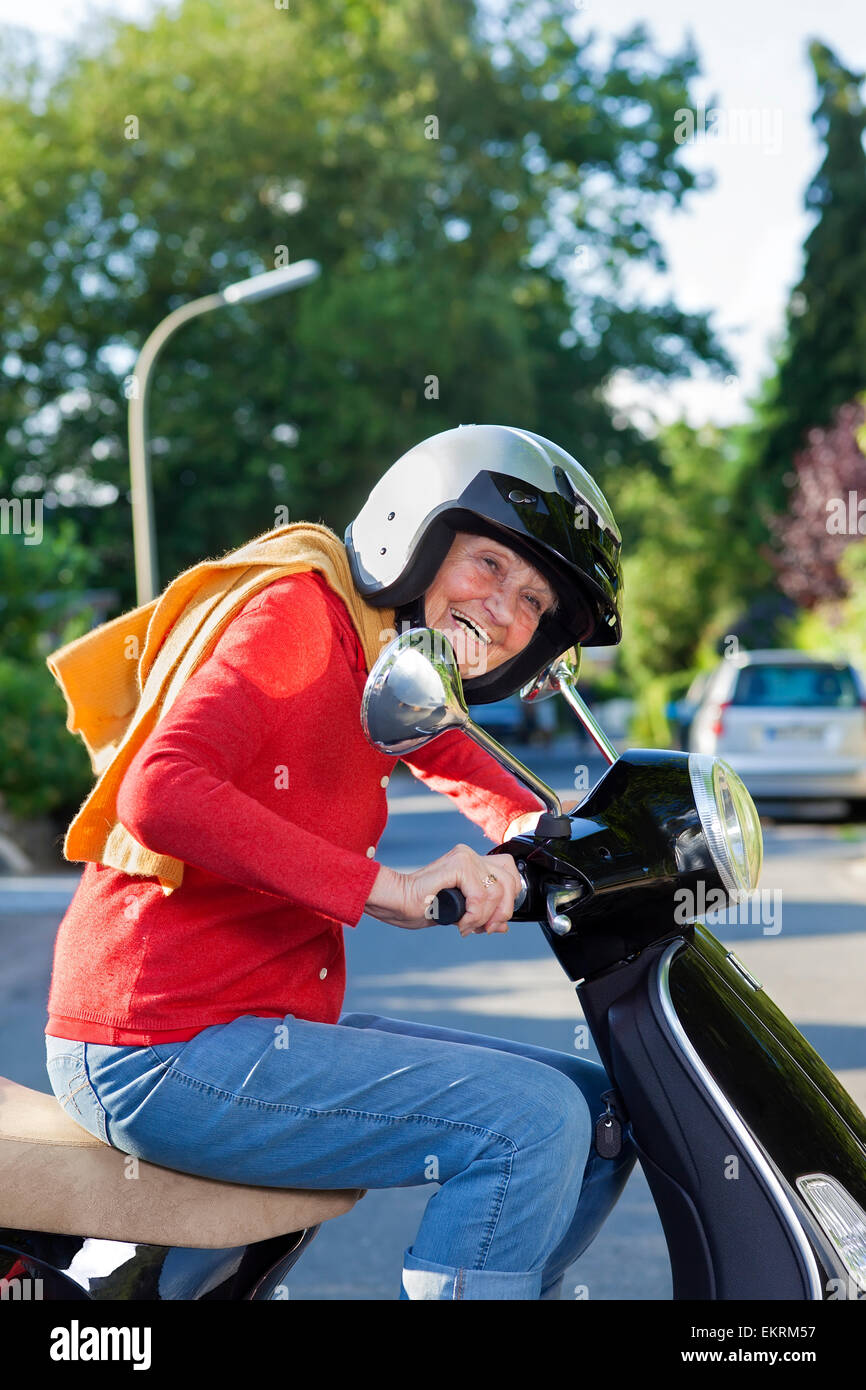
[423,531,559,677]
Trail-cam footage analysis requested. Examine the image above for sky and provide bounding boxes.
[2,0,865,433]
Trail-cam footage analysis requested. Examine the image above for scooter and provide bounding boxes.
[2,629,865,1300]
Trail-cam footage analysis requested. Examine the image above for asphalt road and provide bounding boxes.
[1,736,864,1300]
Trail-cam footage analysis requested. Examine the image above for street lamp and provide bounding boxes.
[128,259,320,605]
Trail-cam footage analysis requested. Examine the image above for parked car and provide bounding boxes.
[668,670,712,750]
[689,649,866,810]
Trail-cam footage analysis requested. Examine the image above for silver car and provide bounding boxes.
[689,649,866,808]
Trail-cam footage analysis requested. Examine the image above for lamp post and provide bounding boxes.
[128,259,321,605]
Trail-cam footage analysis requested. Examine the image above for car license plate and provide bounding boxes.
[763,725,824,743]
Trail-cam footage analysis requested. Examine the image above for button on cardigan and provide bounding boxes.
[45,572,545,1045]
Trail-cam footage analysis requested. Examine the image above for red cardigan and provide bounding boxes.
[45,571,545,1044]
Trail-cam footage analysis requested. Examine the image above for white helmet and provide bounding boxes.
[345,424,623,704]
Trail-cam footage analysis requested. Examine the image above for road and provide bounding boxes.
[1,736,864,1300]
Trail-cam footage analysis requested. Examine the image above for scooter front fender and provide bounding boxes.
[578,925,866,1300]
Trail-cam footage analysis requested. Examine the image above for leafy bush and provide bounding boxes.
[781,539,866,674]
[616,421,749,688]
[629,668,698,749]
[0,515,103,822]
[0,657,92,821]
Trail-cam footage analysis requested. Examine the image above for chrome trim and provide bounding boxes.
[688,753,763,898]
[656,939,823,1300]
[725,950,762,991]
[550,658,618,766]
[545,883,584,936]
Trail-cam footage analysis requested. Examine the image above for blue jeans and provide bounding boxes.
[46,1011,635,1300]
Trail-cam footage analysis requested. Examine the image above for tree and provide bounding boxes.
[0,517,98,820]
[784,536,866,676]
[1,0,732,612]
[733,40,866,542]
[767,398,866,606]
[615,419,748,684]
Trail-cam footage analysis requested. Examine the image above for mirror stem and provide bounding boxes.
[465,722,563,816]
[551,659,618,766]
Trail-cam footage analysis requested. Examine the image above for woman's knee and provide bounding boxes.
[499,1059,594,1179]
[339,1016,593,1183]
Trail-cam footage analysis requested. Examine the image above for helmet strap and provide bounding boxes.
[394,593,427,633]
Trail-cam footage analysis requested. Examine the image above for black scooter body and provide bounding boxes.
[579,930,864,1299]
[494,749,866,1300]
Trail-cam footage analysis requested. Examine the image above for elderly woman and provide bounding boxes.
[44,423,634,1301]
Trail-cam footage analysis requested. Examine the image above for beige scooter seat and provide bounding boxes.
[0,1075,363,1249]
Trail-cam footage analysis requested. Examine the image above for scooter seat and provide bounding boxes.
[0,1075,363,1249]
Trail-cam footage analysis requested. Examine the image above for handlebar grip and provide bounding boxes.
[432,866,528,926]
[432,888,467,925]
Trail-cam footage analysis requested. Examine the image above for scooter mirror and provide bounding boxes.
[361,627,565,817]
[523,645,618,767]
[360,627,469,756]
[520,646,581,702]
[552,646,581,687]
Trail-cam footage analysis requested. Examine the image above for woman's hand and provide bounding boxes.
[503,798,581,840]
[364,846,525,937]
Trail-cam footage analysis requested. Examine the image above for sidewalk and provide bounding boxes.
[0,875,81,912]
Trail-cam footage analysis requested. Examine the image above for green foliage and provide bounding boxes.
[731,41,866,572]
[0,0,732,613]
[615,420,748,686]
[0,516,100,662]
[578,657,632,704]
[629,668,696,749]
[0,655,92,820]
[0,520,101,822]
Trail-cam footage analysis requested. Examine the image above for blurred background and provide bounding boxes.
[1,0,865,1298]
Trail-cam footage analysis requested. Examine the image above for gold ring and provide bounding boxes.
[483,872,498,888]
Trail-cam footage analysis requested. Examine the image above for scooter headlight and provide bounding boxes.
[796,1175,866,1295]
[689,753,763,900]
